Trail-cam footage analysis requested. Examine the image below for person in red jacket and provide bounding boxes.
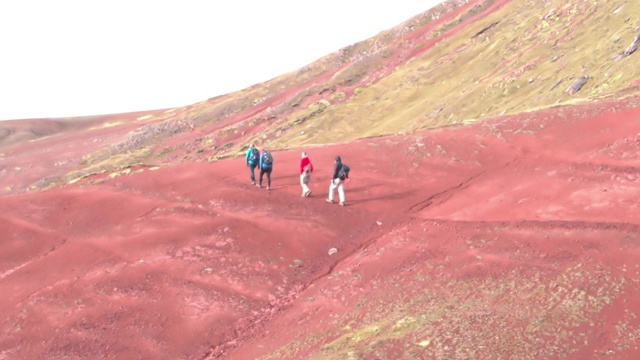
[300,152,314,197]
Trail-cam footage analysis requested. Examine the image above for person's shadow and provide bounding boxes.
[319,180,420,207]
[345,188,419,206]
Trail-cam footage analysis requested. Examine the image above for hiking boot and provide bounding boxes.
[267,186,271,190]
[257,184,262,188]
[340,202,346,206]
[251,180,256,185]
[306,190,312,197]
[326,199,334,204]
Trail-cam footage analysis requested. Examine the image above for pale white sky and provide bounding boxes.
[0,1,441,120]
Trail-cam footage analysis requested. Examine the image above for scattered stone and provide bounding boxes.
[328,248,338,256]
[428,107,443,118]
[472,21,499,38]
[376,221,383,226]
[621,34,640,57]
[204,267,213,274]
[549,79,563,91]
[566,76,590,95]
[419,340,431,347]
[317,99,331,107]
[291,259,304,268]
[551,55,562,62]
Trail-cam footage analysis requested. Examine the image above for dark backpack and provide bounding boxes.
[263,150,273,164]
[338,164,350,180]
[249,148,259,163]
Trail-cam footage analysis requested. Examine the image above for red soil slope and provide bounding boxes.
[2,95,640,359]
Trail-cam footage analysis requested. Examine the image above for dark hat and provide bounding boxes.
[335,156,342,162]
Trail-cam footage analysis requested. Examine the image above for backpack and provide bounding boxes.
[249,148,259,163]
[262,150,273,164]
[338,164,350,180]
[303,164,312,173]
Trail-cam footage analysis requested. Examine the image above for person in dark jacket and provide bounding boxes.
[326,155,346,206]
[245,144,260,185]
[258,149,273,190]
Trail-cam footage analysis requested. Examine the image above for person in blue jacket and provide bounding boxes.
[259,149,274,190]
[245,144,260,185]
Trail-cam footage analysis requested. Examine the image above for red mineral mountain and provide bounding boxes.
[2,0,640,359]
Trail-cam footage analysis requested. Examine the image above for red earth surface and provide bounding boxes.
[2,95,640,359]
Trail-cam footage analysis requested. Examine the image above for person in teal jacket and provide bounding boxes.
[245,144,260,185]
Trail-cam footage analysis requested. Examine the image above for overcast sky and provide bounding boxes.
[0,1,441,120]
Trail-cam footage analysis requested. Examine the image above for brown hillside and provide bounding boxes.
[2,0,640,359]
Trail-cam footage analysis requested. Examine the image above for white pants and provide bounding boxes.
[300,173,311,194]
[328,179,345,203]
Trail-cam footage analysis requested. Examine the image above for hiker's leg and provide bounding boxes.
[259,169,264,187]
[266,169,272,188]
[337,181,345,203]
[328,180,337,201]
[301,174,310,195]
[250,164,256,183]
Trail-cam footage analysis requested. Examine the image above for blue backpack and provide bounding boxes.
[262,150,273,165]
[249,148,259,163]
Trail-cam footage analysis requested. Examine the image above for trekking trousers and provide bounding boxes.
[249,163,258,183]
[260,168,272,187]
[328,178,345,203]
[300,172,311,195]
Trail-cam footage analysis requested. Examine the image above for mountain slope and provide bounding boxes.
[2,0,640,359]
[3,0,640,191]
[2,93,640,359]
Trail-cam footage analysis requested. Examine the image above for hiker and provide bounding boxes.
[245,144,260,185]
[259,149,274,190]
[300,152,314,197]
[326,155,349,206]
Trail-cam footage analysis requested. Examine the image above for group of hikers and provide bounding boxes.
[245,144,350,206]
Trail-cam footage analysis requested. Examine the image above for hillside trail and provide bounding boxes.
[2,96,640,359]
[210,97,640,359]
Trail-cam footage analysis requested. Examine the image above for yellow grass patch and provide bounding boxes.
[88,121,125,131]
